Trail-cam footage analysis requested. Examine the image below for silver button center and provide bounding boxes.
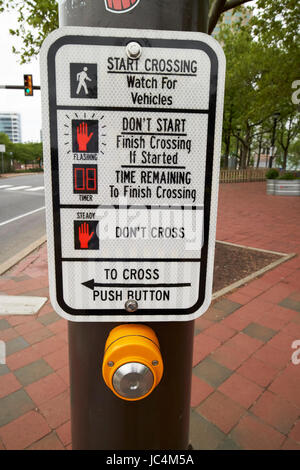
[112,362,154,399]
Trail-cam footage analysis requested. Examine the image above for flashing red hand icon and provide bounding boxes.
[78,222,94,249]
[76,122,94,151]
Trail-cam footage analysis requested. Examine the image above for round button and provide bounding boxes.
[112,362,154,399]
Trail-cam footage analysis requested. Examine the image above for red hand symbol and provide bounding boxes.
[106,0,138,11]
[78,222,94,249]
[76,122,94,151]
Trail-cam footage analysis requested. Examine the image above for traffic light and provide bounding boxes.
[24,74,33,96]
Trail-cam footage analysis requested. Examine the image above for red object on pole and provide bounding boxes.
[105,0,140,13]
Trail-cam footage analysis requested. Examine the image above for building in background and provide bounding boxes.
[0,113,22,143]
[212,7,253,37]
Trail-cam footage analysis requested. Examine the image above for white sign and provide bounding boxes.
[40,27,225,322]
[0,145,5,153]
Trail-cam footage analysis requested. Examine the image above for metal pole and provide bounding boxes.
[269,114,279,169]
[0,86,40,90]
[59,0,209,450]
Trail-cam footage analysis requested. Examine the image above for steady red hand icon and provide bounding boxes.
[78,222,94,249]
[76,122,94,151]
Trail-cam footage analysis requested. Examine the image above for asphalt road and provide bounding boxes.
[0,174,46,266]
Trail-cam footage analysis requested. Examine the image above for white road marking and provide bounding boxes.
[25,186,44,191]
[0,295,47,315]
[0,206,45,227]
[0,185,13,189]
[6,185,31,191]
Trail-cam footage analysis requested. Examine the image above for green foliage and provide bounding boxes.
[1,0,299,172]
[287,139,300,169]
[217,0,300,169]
[265,168,279,179]
[0,133,13,169]
[278,172,296,180]
[0,0,58,63]
[252,0,300,51]
[1,0,250,63]
[0,132,13,150]
[11,142,43,164]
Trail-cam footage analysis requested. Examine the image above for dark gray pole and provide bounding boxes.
[59,0,209,450]
[268,113,280,169]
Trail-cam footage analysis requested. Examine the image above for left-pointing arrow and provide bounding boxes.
[81,279,95,291]
[81,279,192,290]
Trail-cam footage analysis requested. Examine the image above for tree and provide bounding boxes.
[0,0,58,63]
[219,25,275,168]
[217,0,300,168]
[252,0,300,51]
[11,142,43,167]
[286,138,300,170]
[0,0,253,63]
[0,132,13,151]
[276,115,300,169]
[0,133,14,172]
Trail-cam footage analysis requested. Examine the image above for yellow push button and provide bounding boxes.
[102,324,164,401]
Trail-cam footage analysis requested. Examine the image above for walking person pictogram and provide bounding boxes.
[76,67,92,95]
[70,63,97,98]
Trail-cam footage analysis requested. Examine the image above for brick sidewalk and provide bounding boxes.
[0,182,299,450]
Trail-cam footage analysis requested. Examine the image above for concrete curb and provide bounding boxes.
[0,235,47,276]
[212,241,296,301]
[0,172,44,179]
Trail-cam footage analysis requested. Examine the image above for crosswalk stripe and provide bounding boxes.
[0,206,45,227]
[0,185,13,189]
[25,186,44,191]
[6,186,32,191]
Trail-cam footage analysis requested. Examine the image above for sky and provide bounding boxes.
[0,10,41,142]
[0,1,257,143]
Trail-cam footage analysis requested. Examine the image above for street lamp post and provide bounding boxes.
[268,112,280,169]
[235,128,241,169]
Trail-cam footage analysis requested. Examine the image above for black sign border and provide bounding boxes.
[47,34,219,318]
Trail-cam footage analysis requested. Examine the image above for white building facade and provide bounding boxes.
[0,113,22,143]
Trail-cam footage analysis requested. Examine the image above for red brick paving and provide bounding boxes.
[197,390,245,434]
[190,375,214,408]
[212,341,252,370]
[218,373,263,409]
[0,182,299,449]
[0,373,21,399]
[25,372,68,406]
[38,391,70,429]
[236,356,278,388]
[231,415,286,450]
[192,333,221,366]
[251,390,299,434]
[0,411,50,450]
[289,420,300,443]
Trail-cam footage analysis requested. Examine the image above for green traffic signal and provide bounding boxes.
[24,74,33,96]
